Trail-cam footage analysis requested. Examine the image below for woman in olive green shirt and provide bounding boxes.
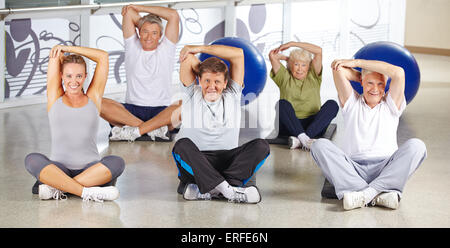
[269,41,338,150]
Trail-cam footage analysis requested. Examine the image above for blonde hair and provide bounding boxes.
[138,14,163,35]
[288,48,313,64]
[61,54,86,73]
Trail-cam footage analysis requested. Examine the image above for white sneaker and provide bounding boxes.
[229,186,261,204]
[343,191,366,210]
[110,125,140,141]
[183,184,218,201]
[288,136,301,149]
[39,184,67,200]
[147,125,169,141]
[81,186,120,203]
[109,126,121,140]
[371,192,399,209]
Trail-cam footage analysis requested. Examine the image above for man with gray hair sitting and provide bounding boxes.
[311,58,427,210]
[269,41,339,150]
[101,4,181,141]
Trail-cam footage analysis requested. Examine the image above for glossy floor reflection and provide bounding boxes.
[0,54,449,228]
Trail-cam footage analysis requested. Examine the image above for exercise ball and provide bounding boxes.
[350,41,420,104]
[199,37,267,105]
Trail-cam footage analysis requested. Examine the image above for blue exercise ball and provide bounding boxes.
[199,37,267,105]
[350,41,420,104]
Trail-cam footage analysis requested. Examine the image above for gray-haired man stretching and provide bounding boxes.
[311,59,427,211]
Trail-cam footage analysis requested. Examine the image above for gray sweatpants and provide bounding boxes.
[310,138,427,200]
[24,153,125,194]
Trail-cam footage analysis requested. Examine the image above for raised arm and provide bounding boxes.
[47,46,65,111]
[331,59,361,107]
[352,59,405,109]
[121,5,141,39]
[55,45,109,110]
[268,48,288,74]
[179,53,200,87]
[179,45,245,86]
[279,41,322,74]
[128,4,180,43]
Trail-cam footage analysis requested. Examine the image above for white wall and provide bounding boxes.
[405,0,450,50]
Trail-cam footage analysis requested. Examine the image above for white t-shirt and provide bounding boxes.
[124,34,176,107]
[177,80,242,151]
[340,91,406,161]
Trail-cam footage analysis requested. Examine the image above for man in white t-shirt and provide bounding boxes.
[100,4,181,141]
[310,58,427,211]
[171,44,270,204]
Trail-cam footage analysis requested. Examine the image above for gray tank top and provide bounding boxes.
[48,97,100,170]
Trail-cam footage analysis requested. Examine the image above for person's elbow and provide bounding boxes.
[392,66,405,80]
[182,53,198,65]
[99,51,109,64]
[93,51,109,69]
[315,46,323,56]
[233,47,244,59]
[168,9,180,23]
[232,48,244,64]
[122,6,134,17]
[331,67,343,78]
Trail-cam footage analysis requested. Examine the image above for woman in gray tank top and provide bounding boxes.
[24,45,125,202]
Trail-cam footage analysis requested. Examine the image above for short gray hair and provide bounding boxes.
[361,69,387,82]
[289,48,313,64]
[286,48,313,73]
[137,14,163,35]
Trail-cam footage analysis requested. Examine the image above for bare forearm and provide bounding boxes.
[135,5,178,22]
[46,47,65,102]
[269,48,288,74]
[179,44,244,85]
[332,69,354,106]
[202,45,244,85]
[290,42,322,55]
[46,58,63,89]
[284,41,322,73]
[47,57,61,74]
[130,5,179,42]
[346,68,362,82]
[355,59,403,79]
[120,6,140,38]
[269,54,288,64]
[198,45,243,63]
[129,11,141,27]
[63,46,108,64]
[358,59,405,106]
[180,54,199,86]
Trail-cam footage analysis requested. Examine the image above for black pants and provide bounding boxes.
[172,138,270,194]
[278,99,339,138]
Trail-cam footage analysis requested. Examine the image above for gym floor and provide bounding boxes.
[0,53,449,228]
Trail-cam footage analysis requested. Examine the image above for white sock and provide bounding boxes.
[297,133,310,146]
[215,180,234,199]
[362,187,380,204]
[209,188,220,195]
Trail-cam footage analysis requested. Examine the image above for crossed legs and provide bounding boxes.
[100,98,182,135]
[25,153,125,197]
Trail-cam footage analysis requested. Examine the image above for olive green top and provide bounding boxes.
[270,64,322,119]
